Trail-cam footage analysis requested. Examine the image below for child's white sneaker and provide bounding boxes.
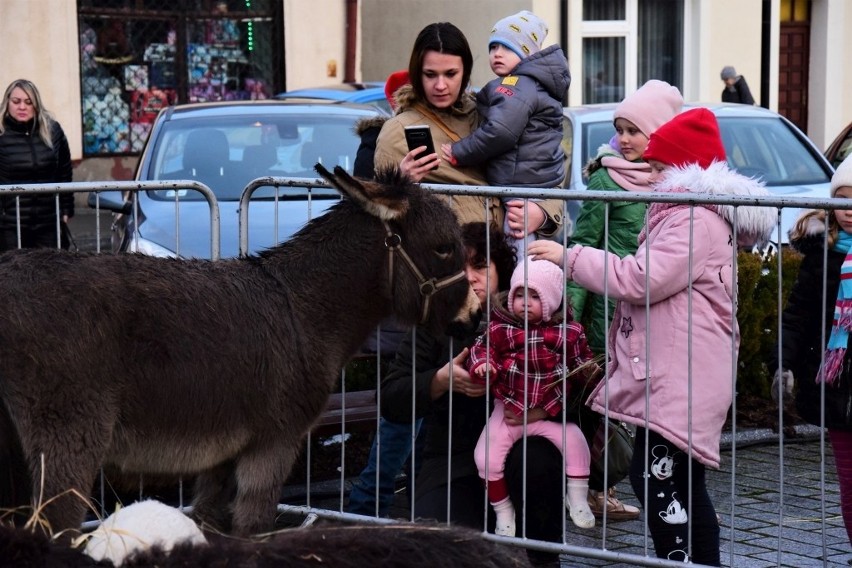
[566,477,596,529]
[567,499,596,529]
[492,496,516,537]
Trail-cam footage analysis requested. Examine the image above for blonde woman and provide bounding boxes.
[0,79,73,250]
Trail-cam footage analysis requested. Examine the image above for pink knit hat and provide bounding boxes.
[614,80,684,138]
[509,258,564,322]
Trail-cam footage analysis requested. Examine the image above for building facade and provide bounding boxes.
[0,0,848,175]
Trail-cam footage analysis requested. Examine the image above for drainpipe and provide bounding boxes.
[559,0,568,105]
[344,0,357,83]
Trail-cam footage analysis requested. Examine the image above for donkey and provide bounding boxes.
[0,164,480,538]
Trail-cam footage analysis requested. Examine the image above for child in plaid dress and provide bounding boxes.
[468,257,598,535]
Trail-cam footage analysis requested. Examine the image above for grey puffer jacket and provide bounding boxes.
[450,44,571,188]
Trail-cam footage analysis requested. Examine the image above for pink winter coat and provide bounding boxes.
[568,163,776,468]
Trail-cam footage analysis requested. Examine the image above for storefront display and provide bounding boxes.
[77,0,280,156]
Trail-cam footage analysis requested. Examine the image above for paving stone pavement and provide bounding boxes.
[554,428,852,567]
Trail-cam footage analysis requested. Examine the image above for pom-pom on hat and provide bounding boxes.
[831,154,852,197]
[614,79,684,138]
[509,258,564,322]
[720,66,737,81]
[384,69,410,111]
[489,10,548,59]
[642,108,727,170]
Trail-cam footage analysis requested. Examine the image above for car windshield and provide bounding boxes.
[147,114,360,201]
[716,116,829,185]
[578,115,830,187]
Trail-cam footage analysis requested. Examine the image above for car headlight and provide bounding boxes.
[127,236,179,258]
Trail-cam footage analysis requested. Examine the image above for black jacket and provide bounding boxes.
[353,116,387,180]
[773,231,852,430]
[721,76,755,105]
[0,116,74,231]
[380,326,485,497]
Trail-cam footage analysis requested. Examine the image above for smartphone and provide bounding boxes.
[404,125,436,161]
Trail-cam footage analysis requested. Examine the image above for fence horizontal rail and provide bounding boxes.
[1,178,848,566]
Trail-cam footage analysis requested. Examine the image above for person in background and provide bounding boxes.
[529,108,776,564]
[348,68,423,518]
[441,11,570,258]
[566,79,682,521]
[374,21,564,244]
[353,69,410,180]
[0,79,74,251]
[771,153,852,545]
[468,258,598,535]
[382,222,566,567]
[720,65,755,105]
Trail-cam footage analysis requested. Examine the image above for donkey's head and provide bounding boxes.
[316,164,480,337]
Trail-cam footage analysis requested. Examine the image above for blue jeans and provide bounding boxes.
[347,417,423,517]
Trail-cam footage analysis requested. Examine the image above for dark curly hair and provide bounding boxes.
[461,222,516,292]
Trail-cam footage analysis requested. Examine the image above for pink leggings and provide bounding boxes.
[474,400,590,483]
[829,429,852,544]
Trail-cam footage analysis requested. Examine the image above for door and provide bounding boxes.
[778,22,809,132]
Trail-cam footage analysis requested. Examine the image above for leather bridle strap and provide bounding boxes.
[383,222,467,324]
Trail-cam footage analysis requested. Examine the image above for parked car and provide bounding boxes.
[825,121,852,169]
[561,102,835,244]
[88,100,382,258]
[274,81,391,115]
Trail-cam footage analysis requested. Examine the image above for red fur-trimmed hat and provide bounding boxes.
[384,70,410,111]
[642,108,727,169]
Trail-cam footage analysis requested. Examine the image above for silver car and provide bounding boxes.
[89,100,381,259]
[561,103,834,244]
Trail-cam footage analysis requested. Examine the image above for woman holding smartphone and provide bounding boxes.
[374,22,563,240]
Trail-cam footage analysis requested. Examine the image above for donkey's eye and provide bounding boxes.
[434,243,454,259]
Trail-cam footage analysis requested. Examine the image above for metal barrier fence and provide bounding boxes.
[1,178,851,566]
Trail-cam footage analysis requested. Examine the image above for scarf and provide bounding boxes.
[600,155,653,192]
[819,231,852,385]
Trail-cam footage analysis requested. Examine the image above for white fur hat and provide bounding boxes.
[831,153,852,197]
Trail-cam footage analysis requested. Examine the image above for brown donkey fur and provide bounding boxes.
[0,521,533,567]
[0,165,480,539]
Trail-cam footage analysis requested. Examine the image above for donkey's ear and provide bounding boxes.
[314,164,408,221]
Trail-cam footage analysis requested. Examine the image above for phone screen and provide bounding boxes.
[404,125,436,161]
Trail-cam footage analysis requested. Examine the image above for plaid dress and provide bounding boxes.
[468,299,595,417]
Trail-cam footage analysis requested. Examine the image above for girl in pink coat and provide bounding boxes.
[529,108,776,565]
[468,258,599,535]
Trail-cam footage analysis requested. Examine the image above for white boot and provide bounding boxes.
[491,497,516,537]
[566,478,595,529]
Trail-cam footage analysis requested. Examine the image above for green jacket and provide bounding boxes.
[566,165,646,354]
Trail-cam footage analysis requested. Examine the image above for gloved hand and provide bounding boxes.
[771,369,794,403]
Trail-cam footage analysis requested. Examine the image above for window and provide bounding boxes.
[579,0,683,104]
[583,0,625,20]
[583,37,625,104]
[638,0,683,87]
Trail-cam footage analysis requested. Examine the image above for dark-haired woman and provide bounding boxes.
[374,22,564,243]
